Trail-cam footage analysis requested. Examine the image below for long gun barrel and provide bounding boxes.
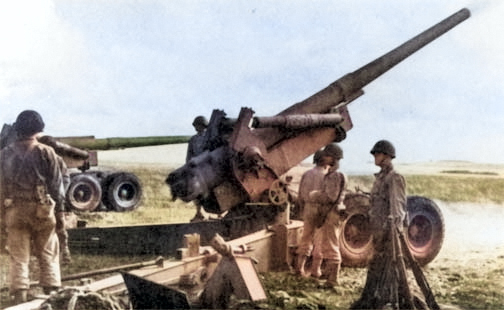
[167,8,470,214]
[279,8,470,117]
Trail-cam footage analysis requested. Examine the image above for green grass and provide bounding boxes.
[79,168,504,228]
[77,166,197,227]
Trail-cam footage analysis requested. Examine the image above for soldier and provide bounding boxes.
[1,121,71,264]
[0,110,66,304]
[350,140,410,309]
[185,116,209,222]
[294,149,329,277]
[186,115,208,162]
[309,143,347,288]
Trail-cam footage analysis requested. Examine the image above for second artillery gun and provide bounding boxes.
[167,8,470,267]
[0,127,154,213]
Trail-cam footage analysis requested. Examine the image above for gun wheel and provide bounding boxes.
[340,193,373,267]
[268,179,288,206]
[405,196,444,266]
[102,172,143,212]
[67,174,102,212]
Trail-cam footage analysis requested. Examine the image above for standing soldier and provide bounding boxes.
[309,143,347,288]
[1,121,71,264]
[351,140,411,309]
[294,149,328,277]
[0,110,66,304]
[186,116,209,222]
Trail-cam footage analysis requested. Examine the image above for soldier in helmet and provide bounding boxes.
[294,149,328,277]
[0,110,66,304]
[351,139,409,309]
[186,115,209,221]
[308,143,347,288]
[186,116,208,162]
[1,117,72,264]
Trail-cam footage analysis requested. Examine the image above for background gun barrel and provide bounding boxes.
[279,8,470,116]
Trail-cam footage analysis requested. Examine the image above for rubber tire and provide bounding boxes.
[339,193,374,267]
[66,174,102,212]
[405,196,444,266]
[102,172,142,212]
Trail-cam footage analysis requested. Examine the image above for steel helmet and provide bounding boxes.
[192,116,208,128]
[313,149,324,164]
[370,140,396,158]
[13,110,45,137]
[323,143,343,160]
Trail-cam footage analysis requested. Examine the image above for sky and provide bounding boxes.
[1,0,503,172]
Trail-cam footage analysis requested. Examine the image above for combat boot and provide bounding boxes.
[323,260,341,288]
[310,257,323,279]
[294,255,308,277]
[13,289,27,304]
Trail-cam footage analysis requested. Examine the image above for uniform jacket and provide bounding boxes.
[298,165,327,207]
[186,132,207,162]
[0,137,66,212]
[369,164,406,230]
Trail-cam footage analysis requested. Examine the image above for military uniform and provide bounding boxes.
[0,111,65,303]
[296,165,327,259]
[186,132,207,162]
[351,140,410,309]
[369,164,407,248]
[315,171,346,263]
[186,116,209,221]
[186,116,208,162]
[309,168,346,286]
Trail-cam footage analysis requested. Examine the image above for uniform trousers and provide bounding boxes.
[5,200,61,293]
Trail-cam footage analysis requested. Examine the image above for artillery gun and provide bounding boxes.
[0,126,187,213]
[167,8,470,267]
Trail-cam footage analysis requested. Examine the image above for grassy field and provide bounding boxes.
[1,165,503,309]
[76,166,504,228]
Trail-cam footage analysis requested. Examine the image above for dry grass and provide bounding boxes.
[348,174,504,205]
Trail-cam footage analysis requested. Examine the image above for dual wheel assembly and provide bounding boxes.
[66,172,142,212]
[339,193,444,267]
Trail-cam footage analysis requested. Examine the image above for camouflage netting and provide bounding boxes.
[38,288,130,310]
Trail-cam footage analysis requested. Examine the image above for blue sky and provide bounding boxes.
[1,0,503,170]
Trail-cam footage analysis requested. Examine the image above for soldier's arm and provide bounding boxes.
[388,173,407,227]
[310,172,346,204]
[186,138,195,162]
[45,149,66,213]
